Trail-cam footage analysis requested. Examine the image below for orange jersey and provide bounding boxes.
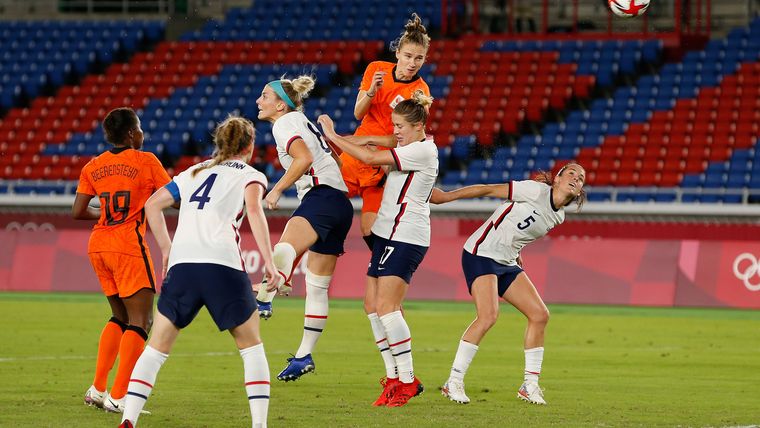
[76,147,171,256]
[354,61,430,137]
[341,61,430,188]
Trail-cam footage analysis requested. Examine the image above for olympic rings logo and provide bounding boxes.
[5,222,56,232]
[732,253,760,292]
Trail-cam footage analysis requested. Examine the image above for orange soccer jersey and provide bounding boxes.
[341,61,430,205]
[77,147,170,296]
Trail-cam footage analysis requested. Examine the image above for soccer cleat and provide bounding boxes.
[103,393,125,413]
[256,300,273,320]
[517,381,547,405]
[372,377,400,407]
[84,385,106,408]
[441,378,470,404]
[118,420,134,428]
[276,354,315,381]
[386,376,424,407]
[103,393,151,415]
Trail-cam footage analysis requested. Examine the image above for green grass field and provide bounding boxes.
[1,292,759,428]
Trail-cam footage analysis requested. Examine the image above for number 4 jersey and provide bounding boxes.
[168,159,268,271]
[272,111,347,199]
[77,146,171,256]
[463,180,566,266]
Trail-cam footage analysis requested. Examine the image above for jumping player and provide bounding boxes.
[73,107,170,413]
[434,163,587,406]
[118,116,280,428]
[318,89,437,407]
[344,13,431,245]
[254,76,353,382]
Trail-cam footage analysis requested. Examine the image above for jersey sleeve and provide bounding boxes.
[508,180,545,202]
[245,168,269,198]
[359,62,379,92]
[272,115,303,155]
[76,162,96,195]
[389,141,435,172]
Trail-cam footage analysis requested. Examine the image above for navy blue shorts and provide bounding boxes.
[292,185,353,256]
[157,263,257,331]
[461,250,524,297]
[367,235,428,284]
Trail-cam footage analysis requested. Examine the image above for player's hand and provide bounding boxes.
[264,189,282,210]
[263,261,282,292]
[516,255,524,268]
[367,71,386,96]
[429,188,449,204]
[317,114,335,135]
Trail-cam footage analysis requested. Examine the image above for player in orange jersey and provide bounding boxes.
[72,107,171,413]
[343,13,432,247]
[337,12,432,405]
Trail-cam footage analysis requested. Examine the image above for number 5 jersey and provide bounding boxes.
[463,180,566,266]
[168,159,268,271]
[77,146,171,256]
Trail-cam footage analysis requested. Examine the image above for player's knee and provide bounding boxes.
[478,309,499,329]
[529,307,550,325]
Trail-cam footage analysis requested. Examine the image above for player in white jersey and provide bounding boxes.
[318,89,437,408]
[119,116,280,428]
[255,75,354,382]
[432,163,587,406]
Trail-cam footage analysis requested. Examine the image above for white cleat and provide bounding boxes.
[103,393,151,414]
[441,378,470,404]
[84,385,106,408]
[517,381,546,405]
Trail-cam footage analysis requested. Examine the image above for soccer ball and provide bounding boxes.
[608,0,650,18]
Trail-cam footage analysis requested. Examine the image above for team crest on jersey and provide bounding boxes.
[389,94,405,109]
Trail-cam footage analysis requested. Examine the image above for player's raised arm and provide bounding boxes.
[430,183,510,204]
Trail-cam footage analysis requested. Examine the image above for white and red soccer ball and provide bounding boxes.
[608,0,650,18]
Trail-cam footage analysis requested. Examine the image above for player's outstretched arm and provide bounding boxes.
[145,186,175,277]
[343,134,397,148]
[318,115,395,166]
[244,183,280,292]
[430,183,510,204]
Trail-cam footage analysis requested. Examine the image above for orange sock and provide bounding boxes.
[93,318,126,392]
[110,326,147,399]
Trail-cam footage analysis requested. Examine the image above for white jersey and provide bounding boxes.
[168,159,268,271]
[272,111,347,199]
[464,180,565,266]
[372,137,438,246]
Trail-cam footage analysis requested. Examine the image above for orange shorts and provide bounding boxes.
[89,252,156,298]
[341,155,386,214]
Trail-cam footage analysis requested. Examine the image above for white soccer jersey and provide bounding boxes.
[464,180,565,266]
[272,111,347,199]
[168,159,268,271]
[372,137,438,246]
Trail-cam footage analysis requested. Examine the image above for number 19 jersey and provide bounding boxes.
[77,147,171,256]
[463,180,566,266]
[272,111,347,199]
[168,160,268,271]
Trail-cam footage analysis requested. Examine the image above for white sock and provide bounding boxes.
[367,313,397,379]
[524,347,544,383]
[122,346,168,425]
[241,343,270,428]
[380,311,414,384]
[257,242,297,304]
[295,270,330,358]
[449,340,479,382]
